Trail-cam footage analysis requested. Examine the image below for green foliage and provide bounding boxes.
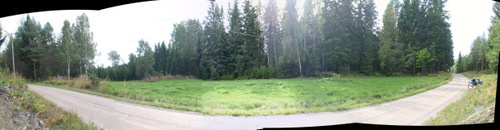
[397,0,453,74]
[107,50,120,67]
[486,18,500,72]
[89,74,100,89]
[378,0,403,76]
[134,40,155,79]
[416,48,436,75]
[1,0,462,81]
[0,22,6,48]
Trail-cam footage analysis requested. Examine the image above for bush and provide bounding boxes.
[316,71,342,78]
[84,83,93,90]
[242,66,271,79]
[89,74,100,89]
[99,81,112,95]
[219,74,235,80]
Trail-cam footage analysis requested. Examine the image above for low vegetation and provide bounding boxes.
[425,71,497,125]
[39,72,452,116]
[0,69,100,129]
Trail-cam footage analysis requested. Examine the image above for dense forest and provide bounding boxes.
[0,0,498,81]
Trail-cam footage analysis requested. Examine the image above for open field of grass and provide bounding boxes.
[38,72,452,116]
[425,71,497,125]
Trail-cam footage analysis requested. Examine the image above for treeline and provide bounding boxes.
[97,0,268,80]
[96,0,458,81]
[0,14,96,81]
[452,3,500,73]
[4,0,493,81]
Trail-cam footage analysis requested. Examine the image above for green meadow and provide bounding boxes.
[39,73,451,116]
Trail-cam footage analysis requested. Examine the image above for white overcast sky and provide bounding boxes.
[0,0,496,67]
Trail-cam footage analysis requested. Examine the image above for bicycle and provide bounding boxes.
[468,79,482,90]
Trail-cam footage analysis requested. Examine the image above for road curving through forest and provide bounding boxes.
[28,73,469,129]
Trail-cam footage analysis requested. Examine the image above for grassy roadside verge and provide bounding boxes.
[0,70,101,129]
[424,71,497,125]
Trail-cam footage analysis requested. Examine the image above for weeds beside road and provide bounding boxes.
[0,69,100,129]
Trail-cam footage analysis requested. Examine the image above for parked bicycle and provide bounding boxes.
[468,78,482,90]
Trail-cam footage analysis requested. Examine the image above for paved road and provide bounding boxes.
[28,74,469,129]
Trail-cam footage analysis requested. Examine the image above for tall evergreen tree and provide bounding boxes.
[280,0,303,77]
[263,0,281,68]
[356,0,379,75]
[242,0,266,71]
[39,22,55,79]
[201,2,228,79]
[13,15,43,80]
[487,18,500,72]
[228,0,244,77]
[127,53,137,80]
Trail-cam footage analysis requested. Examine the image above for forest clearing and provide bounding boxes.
[37,72,451,116]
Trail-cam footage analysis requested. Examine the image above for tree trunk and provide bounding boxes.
[85,53,88,81]
[79,61,82,77]
[273,33,277,67]
[296,46,303,77]
[481,55,485,70]
[33,62,37,82]
[67,56,71,80]
[322,54,325,71]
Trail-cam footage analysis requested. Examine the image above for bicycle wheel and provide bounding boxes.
[468,82,474,90]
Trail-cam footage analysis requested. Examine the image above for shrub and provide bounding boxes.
[242,66,271,79]
[316,71,342,78]
[84,83,93,90]
[99,81,112,95]
[89,74,100,89]
[219,74,235,80]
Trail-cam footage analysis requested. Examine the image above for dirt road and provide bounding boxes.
[28,74,469,129]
